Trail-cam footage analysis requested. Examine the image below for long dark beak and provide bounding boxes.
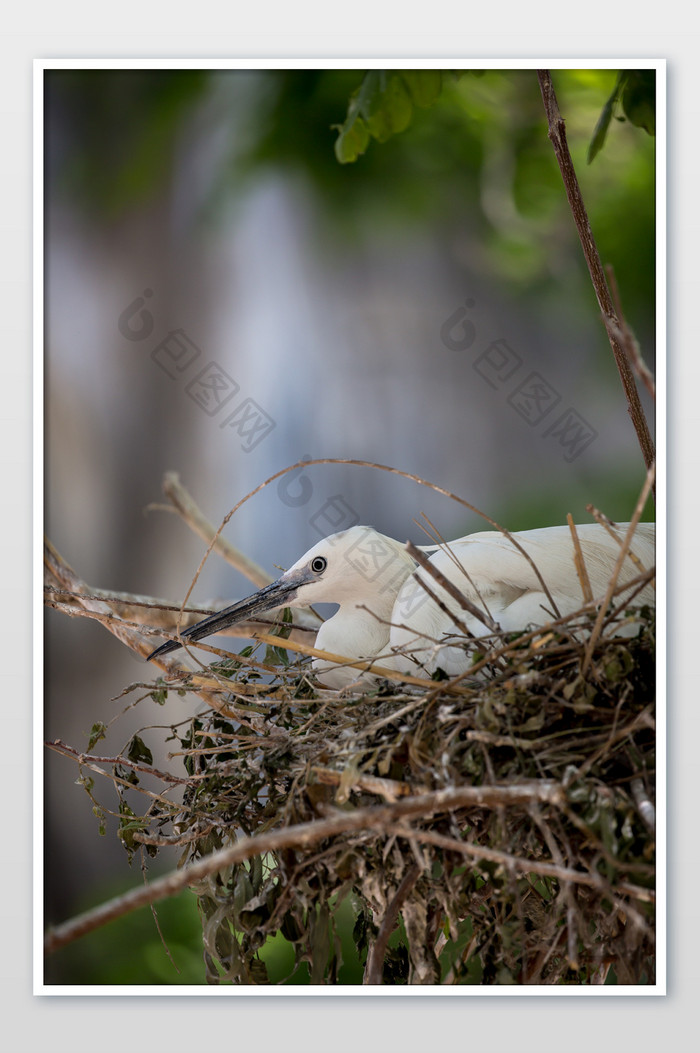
[147,574,301,662]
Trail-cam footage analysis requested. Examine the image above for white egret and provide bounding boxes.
[148,522,655,689]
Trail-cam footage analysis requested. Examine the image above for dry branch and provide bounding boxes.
[364,863,422,984]
[45,780,563,956]
[537,70,655,481]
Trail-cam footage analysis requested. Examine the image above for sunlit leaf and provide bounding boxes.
[333,110,370,163]
[334,69,447,162]
[362,73,413,142]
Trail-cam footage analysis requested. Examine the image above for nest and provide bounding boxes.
[44,471,657,986]
[90,604,655,987]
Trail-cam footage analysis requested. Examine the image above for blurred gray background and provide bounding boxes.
[43,67,655,982]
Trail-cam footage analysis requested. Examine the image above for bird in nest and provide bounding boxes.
[148,522,655,689]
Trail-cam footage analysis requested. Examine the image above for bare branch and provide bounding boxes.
[537,70,655,483]
[45,780,563,956]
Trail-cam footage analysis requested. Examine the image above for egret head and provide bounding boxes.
[280,526,416,607]
[147,525,416,661]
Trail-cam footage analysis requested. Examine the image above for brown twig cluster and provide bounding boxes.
[45,603,656,984]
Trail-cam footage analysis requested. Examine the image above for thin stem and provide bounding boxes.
[581,461,655,672]
[536,70,655,485]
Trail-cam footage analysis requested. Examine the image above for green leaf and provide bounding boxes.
[150,678,168,705]
[400,70,443,108]
[588,73,624,163]
[621,70,655,135]
[588,70,655,163]
[87,721,107,751]
[333,112,370,163]
[127,734,153,766]
[114,762,139,786]
[118,803,149,855]
[333,69,448,163]
[264,643,289,667]
[362,73,413,142]
[333,86,370,163]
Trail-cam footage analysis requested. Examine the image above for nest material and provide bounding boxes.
[105,604,655,987]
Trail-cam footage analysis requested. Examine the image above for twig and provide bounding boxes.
[584,505,652,576]
[386,823,650,901]
[43,594,315,656]
[44,540,248,719]
[566,515,593,605]
[44,585,214,628]
[45,741,186,811]
[364,862,422,984]
[249,630,435,689]
[166,456,578,620]
[311,765,429,800]
[537,70,655,482]
[44,540,155,659]
[405,540,499,635]
[418,567,654,691]
[529,804,580,970]
[413,519,562,623]
[46,739,192,786]
[571,704,654,782]
[605,263,656,401]
[581,462,656,672]
[44,583,320,638]
[631,777,656,835]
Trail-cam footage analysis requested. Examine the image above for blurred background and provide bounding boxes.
[43,67,656,984]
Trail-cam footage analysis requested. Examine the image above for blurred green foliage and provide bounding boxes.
[490,466,656,533]
[45,882,366,986]
[45,886,207,985]
[588,70,655,161]
[46,67,656,337]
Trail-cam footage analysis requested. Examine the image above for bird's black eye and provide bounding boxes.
[311,556,327,574]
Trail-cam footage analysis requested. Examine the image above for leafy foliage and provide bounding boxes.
[588,70,656,163]
[333,70,450,162]
[46,69,656,333]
